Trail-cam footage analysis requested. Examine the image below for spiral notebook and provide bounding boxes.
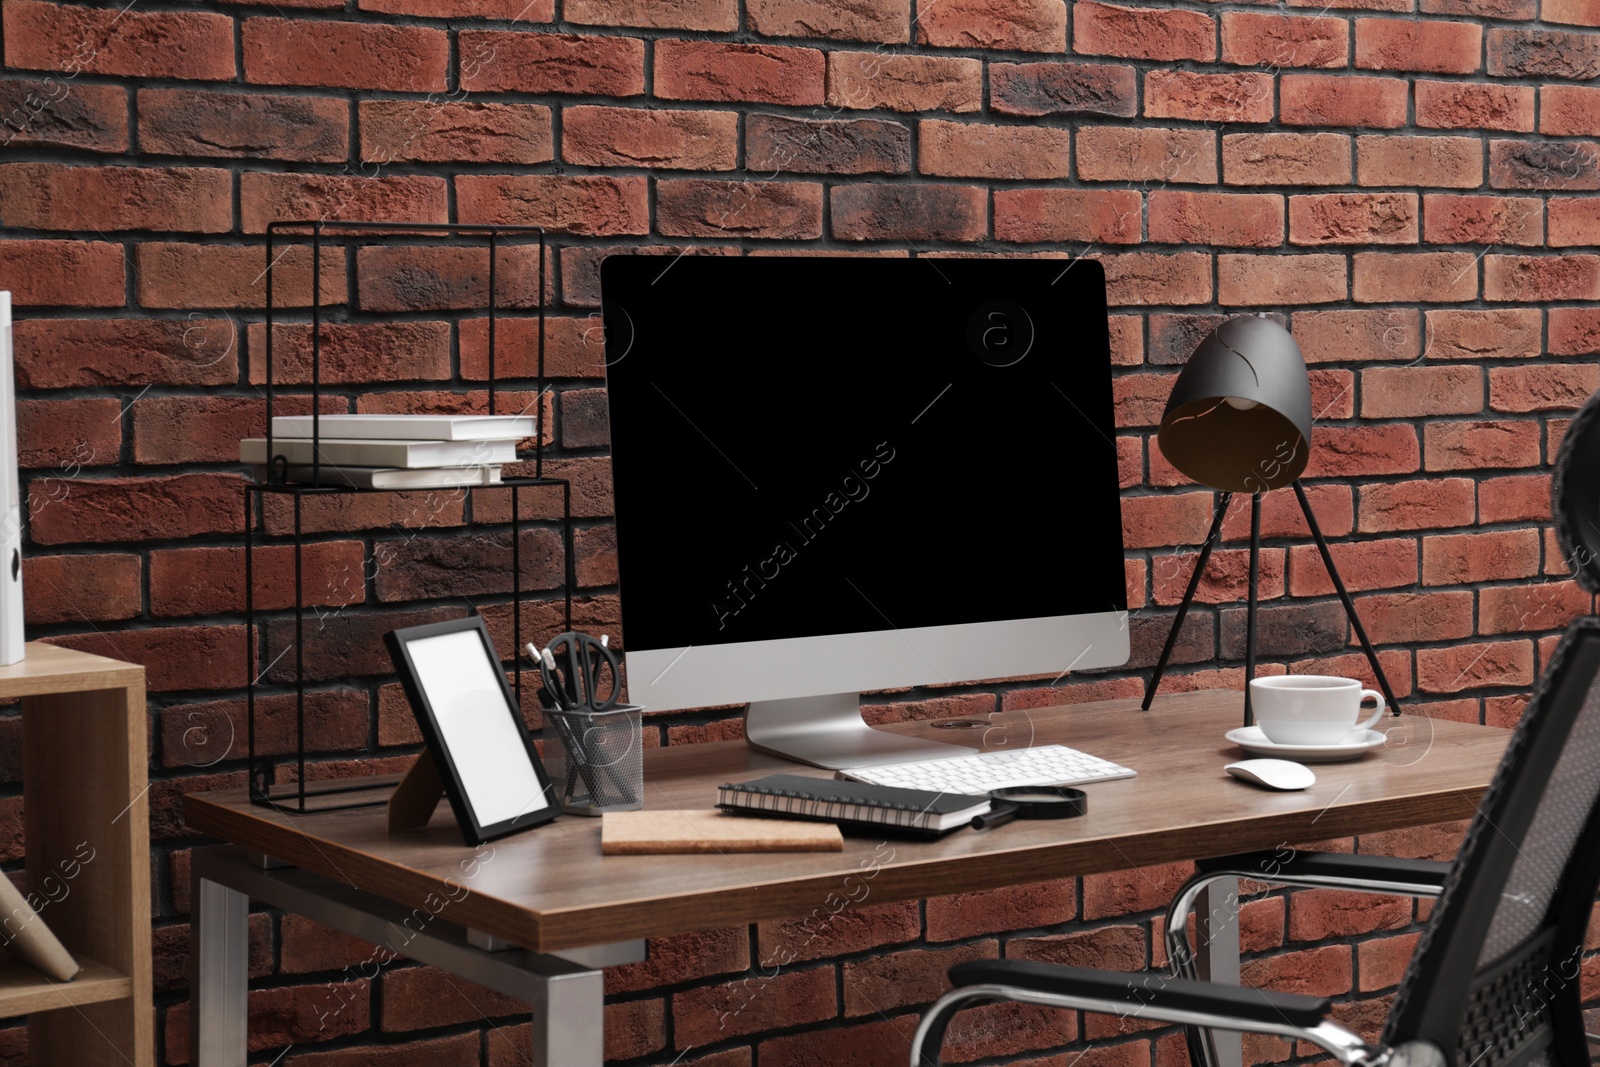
[716,774,990,838]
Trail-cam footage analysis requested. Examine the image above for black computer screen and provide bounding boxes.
[601,255,1126,653]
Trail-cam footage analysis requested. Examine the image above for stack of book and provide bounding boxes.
[241,414,537,489]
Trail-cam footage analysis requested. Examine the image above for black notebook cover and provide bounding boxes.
[716,774,989,838]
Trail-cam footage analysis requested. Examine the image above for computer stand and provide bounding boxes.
[744,693,978,770]
[1141,480,1401,727]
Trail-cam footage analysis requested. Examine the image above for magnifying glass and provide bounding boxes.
[971,785,1089,830]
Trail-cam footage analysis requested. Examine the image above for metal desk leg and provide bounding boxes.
[190,862,250,1067]
[1196,876,1244,1067]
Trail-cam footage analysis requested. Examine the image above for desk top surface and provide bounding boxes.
[185,689,1508,952]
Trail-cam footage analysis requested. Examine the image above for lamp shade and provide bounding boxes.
[1156,316,1313,494]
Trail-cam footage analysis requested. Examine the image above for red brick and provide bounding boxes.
[1358,134,1482,188]
[1289,889,1413,941]
[1220,483,1354,540]
[1313,368,1357,418]
[1544,0,1600,24]
[915,0,1067,52]
[163,979,369,1061]
[1221,12,1348,67]
[1540,85,1600,138]
[1290,193,1418,246]
[1011,925,1149,971]
[1426,0,1533,15]
[356,244,546,313]
[30,472,247,545]
[747,0,906,41]
[1083,860,1194,919]
[18,397,118,469]
[1417,81,1535,132]
[1295,308,1420,363]
[1424,420,1540,471]
[918,119,1070,180]
[455,175,648,235]
[607,927,748,995]
[1358,478,1475,532]
[1490,364,1600,413]
[457,316,603,381]
[287,1032,480,1066]
[1418,639,1535,692]
[0,78,127,153]
[1423,529,1539,585]
[1288,0,1407,12]
[1074,2,1215,61]
[843,942,997,1017]
[1281,74,1409,129]
[3,0,234,80]
[1113,373,1179,429]
[1360,821,1468,861]
[246,322,450,385]
[135,243,346,310]
[360,101,551,165]
[758,900,918,964]
[1355,17,1481,72]
[1362,365,1482,419]
[1485,254,1600,302]
[163,690,370,770]
[381,965,534,1031]
[1551,308,1600,356]
[1478,475,1550,524]
[1225,133,1352,186]
[1289,538,1417,596]
[1077,127,1217,184]
[14,318,237,388]
[1549,197,1600,248]
[994,188,1141,244]
[0,240,124,308]
[756,1016,910,1067]
[1304,424,1421,478]
[23,553,139,625]
[1122,492,1216,549]
[1152,547,1286,606]
[831,183,985,241]
[458,32,644,95]
[242,18,446,92]
[1147,191,1280,247]
[1423,194,1542,246]
[657,179,822,239]
[1242,944,1352,997]
[655,40,824,105]
[1219,253,1346,305]
[560,245,738,309]
[239,173,447,234]
[748,114,912,176]
[1144,71,1273,124]
[1480,581,1592,634]
[142,88,346,165]
[1490,140,1600,192]
[673,966,835,1045]
[1356,935,1421,995]
[1489,26,1600,77]
[1354,252,1478,303]
[1360,590,1476,642]
[133,395,327,465]
[50,624,249,693]
[151,541,365,617]
[1423,308,1541,360]
[1109,315,1144,366]
[1103,252,1213,306]
[827,51,981,112]
[153,916,274,995]
[562,105,736,170]
[565,0,734,29]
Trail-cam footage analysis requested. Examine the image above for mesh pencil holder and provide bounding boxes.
[544,704,644,815]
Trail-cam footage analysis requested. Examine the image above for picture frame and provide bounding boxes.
[384,614,558,844]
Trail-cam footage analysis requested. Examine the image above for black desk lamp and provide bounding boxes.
[1141,316,1401,725]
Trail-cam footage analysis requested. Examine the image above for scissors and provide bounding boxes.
[537,632,620,713]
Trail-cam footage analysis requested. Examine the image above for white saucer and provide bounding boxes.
[1225,726,1386,763]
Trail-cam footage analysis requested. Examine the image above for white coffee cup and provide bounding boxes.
[1248,675,1386,746]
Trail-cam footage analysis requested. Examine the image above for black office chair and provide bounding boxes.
[912,615,1600,1067]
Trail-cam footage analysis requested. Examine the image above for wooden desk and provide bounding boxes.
[183,689,1509,1067]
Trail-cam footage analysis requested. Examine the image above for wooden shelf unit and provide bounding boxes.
[0,642,150,1066]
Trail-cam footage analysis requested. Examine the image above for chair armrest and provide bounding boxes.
[949,960,1332,1028]
[1196,850,1450,894]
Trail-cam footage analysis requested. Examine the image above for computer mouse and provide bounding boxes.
[1225,759,1316,791]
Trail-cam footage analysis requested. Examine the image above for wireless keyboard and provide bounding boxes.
[838,744,1136,794]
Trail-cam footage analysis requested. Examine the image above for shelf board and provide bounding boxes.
[0,955,132,1017]
[0,643,143,701]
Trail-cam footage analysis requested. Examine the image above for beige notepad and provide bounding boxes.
[601,810,843,854]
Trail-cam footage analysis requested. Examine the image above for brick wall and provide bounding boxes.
[3,0,1600,1061]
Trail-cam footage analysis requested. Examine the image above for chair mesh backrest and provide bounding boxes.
[1382,618,1600,1067]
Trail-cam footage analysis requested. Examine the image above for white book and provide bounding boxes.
[253,464,504,490]
[0,293,20,666]
[240,437,517,469]
[270,414,537,442]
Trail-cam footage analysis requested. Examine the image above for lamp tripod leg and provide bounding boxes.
[1243,494,1261,728]
[1143,492,1233,711]
[1292,480,1401,716]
